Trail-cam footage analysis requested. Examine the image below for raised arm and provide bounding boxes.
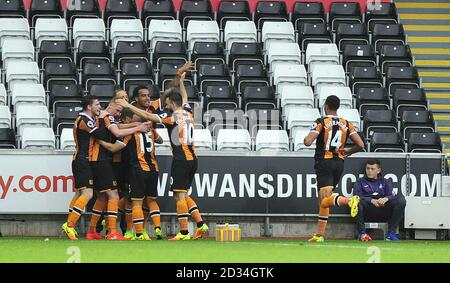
[178,72,188,105]
[115,99,162,124]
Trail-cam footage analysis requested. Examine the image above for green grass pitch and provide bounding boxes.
[0,237,449,263]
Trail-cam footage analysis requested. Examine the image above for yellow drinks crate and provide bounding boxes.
[215,223,241,241]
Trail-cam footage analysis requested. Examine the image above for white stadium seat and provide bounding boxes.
[2,39,35,69]
[21,127,55,149]
[266,42,301,72]
[216,129,251,151]
[110,19,144,49]
[255,130,289,151]
[15,105,50,135]
[311,64,346,94]
[0,84,6,105]
[318,86,353,110]
[11,83,46,109]
[286,108,320,138]
[0,18,30,51]
[224,21,257,51]
[148,20,182,51]
[337,109,361,131]
[261,21,295,51]
[155,128,172,151]
[280,85,314,118]
[305,43,340,74]
[193,129,213,150]
[187,20,219,51]
[0,106,11,128]
[34,18,68,47]
[60,128,75,150]
[273,63,308,94]
[293,130,316,151]
[72,18,106,49]
[5,62,40,91]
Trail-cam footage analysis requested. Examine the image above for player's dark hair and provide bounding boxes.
[325,95,340,111]
[366,159,381,168]
[121,108,135,120]
[113,87,127,99]
[81,95,98,110]
[133,85,149,98]
[167,90,183,107]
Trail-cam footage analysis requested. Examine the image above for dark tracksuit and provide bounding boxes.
[353,175,407,233]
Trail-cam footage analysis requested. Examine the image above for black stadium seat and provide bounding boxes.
[234,62,269,93]
[65,0,100,27]
[365,2,398,32]
[298,22,332,51]
[159,62,193,90]
[356,87,390,117]
[49,80,82,112]
[179,0,213,29]
[81,58,116,90]
[379,44,412,74]
[38,40,72,68]
[0,0,25,18]
[372,23,405,53]
[152,41,187,70]
[120,60,154,90]
[0,128,16,148]
[242,86,276,111]
[76,40,109,68]
[191,42,225,68]
[393,88,428,118]
[370,132,404,152]
[228,42,264,72]
[43,59,78,90]
[53,102,82,135]
[386,66,420,95]
[88,82,118,100]
[254,1,288,30]
[342,44,376,73]
[29,0,62,26]
[400,110,435,141]
[104,0,137,27]
[292,2,326,31]
[142,0,176,28]
[204,85,238,110]
[217,0,251,29]
[329,2,362,32]
[363,109,398,139]
[408,133,442,153]
[335,23,369,52]
[197,63,231,93]
[114,41,149,67]
[349,66,383,93]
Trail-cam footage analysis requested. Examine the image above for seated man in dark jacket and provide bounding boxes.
[353,159,406,241]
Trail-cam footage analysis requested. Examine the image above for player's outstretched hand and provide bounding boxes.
[177,61,194,76]
[115,98,130,109]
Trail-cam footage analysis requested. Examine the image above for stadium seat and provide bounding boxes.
[379,45,412,75]
[0,128,15,148]
[53,102,82,135]
[34,18,68,47]
[223,21,257,51]
[280,85,314,118]
[38,40,72,68]
[337,109,361,131]
[234,62,268,93]
[349,66,383,93]
[293,130,315,151]
[1,39,34,69]
[356,87,390,117]
[0,0,25,18]
[329,2,362,32]
[197,63,231,93]
[147,19,182,52]
[179,0,213,29]
[266,42,301,72]
[370,132,405,152]
[48,81,82,112]
[400,110,435,141]
[152,40,187,69]
[191,41,224,68]
[372,23,405,53]
[242,86,276,111]
[0,18,30,51]
[65,0,100,27]
[216,129,251,151]
[393,88,428,119]
[217,0,251,29]
[292,2,326,31]
[298,22,332,51]
[120,60,154,91]
[183,84,201,109]
[59,128,75,150]
[72,18,106,49]
[5,61,40,90]
[104,0,137,28]
[286,108,320,138]
[21,127,55,149]
[336,23,369,52]
[15,105,49,135]
[88,82,118,101]
[110,19,143,51]
[386,66,420,96]
[81,58,115,91]
[204,85,238,110]
[186,20,219,51]
[204,108,246,137]
[261,21,295,52]
[342,44,376,73]
[407,133,442,153]
[254,1,288,30]
[29,0,62,26]
[255,129,289,151]
[0,105,11,128]
[115,41,150,68]
[11,83,46,109]
[365,2,398,32]
[43,59,78,90]
[318,87,353,110]
[142,0,176,28]
[228,42,263,72]
[158,62,193,90]
[75,40,109,67]
[0,84,6,105]
[273,63,308,94]
[155,128,172,151]
[305,43,339,73]
[311,64,346,94]
[247,108,281,138]
[193,128,213,150]
[363,109,397,139]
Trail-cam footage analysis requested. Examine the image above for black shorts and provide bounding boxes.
[314,158,344,190]
[129,167,159,200]
[112,161,129,197]
[72,159,93,190]
[170,159,198,192]
[90,160,116,192]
